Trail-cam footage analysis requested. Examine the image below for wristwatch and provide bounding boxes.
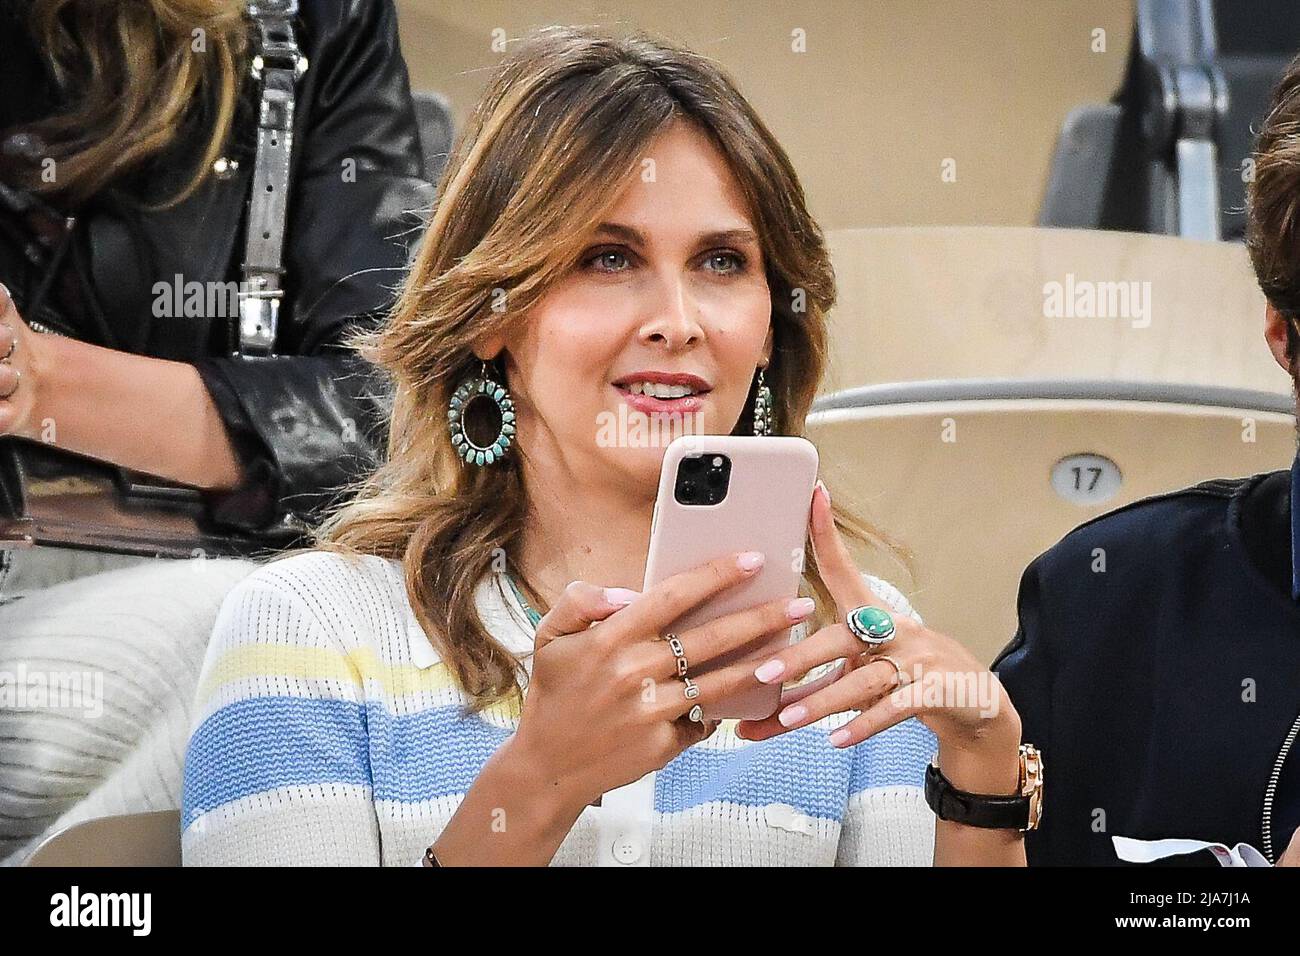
[924,743,1044,832]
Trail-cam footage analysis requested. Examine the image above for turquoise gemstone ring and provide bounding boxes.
[846,605,896,647]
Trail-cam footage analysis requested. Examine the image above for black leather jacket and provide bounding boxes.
[0,0,430,534]
[994,471,1300,864]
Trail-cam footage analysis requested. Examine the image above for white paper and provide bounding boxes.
[1112,835,1272,867]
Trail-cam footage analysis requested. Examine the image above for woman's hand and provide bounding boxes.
[1278,828,1300,866]
[432,550,819,865]
[0,284,44,440]
[509,549,819,811]
[737,481,1023,797]
[0,282,245,488]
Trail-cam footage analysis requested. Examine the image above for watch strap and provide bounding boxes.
[924,761,1033,830]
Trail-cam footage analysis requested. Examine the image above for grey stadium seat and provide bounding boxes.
[412,89,455,188]
[1039,0,1300,241]
[807,379,1296,663]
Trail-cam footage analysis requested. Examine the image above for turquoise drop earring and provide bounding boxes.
[448,360,516,465]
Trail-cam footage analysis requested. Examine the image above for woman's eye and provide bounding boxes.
[704,251,746,274]
[586,249,631,273]
[582,248,746,275]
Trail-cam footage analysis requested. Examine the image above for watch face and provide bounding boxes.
[1017,745,1044,831]
[1026,797,1043,831]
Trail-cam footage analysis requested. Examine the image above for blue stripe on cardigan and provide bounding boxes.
[183,694,935,827]
[657,718,935,818]
[183,696,374,827]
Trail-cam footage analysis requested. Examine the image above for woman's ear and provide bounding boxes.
[1264,303,1294,372]
[473,332,509,364]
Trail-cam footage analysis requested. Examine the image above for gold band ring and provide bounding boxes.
[870,654,906,688]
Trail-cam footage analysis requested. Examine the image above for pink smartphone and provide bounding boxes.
[642,435,820,721]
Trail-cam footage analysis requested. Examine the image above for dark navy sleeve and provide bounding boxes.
[992,554,1055,864]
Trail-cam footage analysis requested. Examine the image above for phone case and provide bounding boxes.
[642,435,820,720]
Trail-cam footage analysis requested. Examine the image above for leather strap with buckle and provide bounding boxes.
[238,0,308,357]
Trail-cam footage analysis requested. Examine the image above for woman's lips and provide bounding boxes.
[612,384,707,415]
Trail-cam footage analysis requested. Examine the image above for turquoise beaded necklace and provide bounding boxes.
[504,571,542,630]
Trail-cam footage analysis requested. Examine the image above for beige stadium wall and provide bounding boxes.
[389,2,1297,666]
[394,0,1135,230]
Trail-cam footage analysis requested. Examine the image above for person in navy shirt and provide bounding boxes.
[995,56,1300,866]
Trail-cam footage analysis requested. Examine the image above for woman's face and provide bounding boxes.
[496,119,773,493]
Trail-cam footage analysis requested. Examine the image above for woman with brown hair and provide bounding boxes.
[0,0,427,864]
[0,0,426,545]
[182,25,1032,866]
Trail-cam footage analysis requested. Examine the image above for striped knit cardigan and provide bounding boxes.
[182,550,938,866]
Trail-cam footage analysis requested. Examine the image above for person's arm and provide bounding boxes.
[190,0,430,530]
[2,0,428,530]
[20,327,244,490]
[831,582,933,866]
[835,584,1026,867]
[182,568,381,866]
[930,726,1027,866]
[427,736,591,867]
[1279,828,1300,866]
[739,483,1028,866]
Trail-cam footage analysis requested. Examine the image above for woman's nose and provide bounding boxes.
[638,274,705,350]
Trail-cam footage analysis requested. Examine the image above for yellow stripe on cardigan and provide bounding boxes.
[195,644,523,722]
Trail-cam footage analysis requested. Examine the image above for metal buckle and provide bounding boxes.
[250,51,309,81]
[247,0,308,80]
[246,0,298,12]
[237,289,281,356]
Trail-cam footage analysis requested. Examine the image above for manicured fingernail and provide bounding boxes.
[777,704,807,727]
[737,551,765,572]
[828,727,851,747]
[603,587,638,606]
[816,479,830,505]
[786,597,815,621]
[754,659,785,683]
